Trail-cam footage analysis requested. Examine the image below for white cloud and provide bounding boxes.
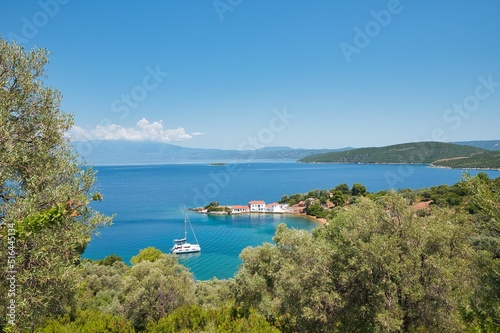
[66,118,206,143]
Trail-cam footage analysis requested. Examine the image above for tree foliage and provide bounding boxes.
[95,253,123,266]
[122,255,196,330]
[38,310,135,333]
[130,246,165,264]
[334,183,350,195]
[351,183,367,196]
[235,192,476,332]
[0,38,111,332]
[195,277,236,309]
[305,203,327,218]
[146,305,279,333]
[461,173,500,330]
[76,260,129,315]
[330,190,346,207]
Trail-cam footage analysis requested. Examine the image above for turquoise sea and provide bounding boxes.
[83,162,500,280]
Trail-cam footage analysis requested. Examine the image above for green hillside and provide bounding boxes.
[299,142,498,169]
[433,151,500,169]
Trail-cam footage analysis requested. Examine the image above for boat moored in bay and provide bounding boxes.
[172,211,201,254]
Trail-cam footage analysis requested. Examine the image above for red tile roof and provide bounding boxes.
[249,200,265,205]
[231,205,249,210]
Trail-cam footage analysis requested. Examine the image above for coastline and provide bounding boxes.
[192,208,328,225]
[429,163,500,171]
[301,161,500,171]
[288,212,328,225]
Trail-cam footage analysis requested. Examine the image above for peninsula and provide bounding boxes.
[299,141,500,170]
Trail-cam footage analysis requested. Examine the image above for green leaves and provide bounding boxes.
[91,192,103,202]
[0,37,112,331]
[461,173,500,329]
[236,192,476,332]
[130,247,166,265]
[16,204,67,238]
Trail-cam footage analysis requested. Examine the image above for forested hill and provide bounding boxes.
[299,141,500,169]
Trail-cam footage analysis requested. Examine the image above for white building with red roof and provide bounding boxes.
[230,205,250,214]
[248,200,266,212]
[266,202,285,213]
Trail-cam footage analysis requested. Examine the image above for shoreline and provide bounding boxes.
[289,212,328,225]
[301,161,500,171]
[192,208,328,225]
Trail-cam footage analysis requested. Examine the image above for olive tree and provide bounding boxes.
[121,255,196,330]
[0,38,111,331]
[461,173,500,329]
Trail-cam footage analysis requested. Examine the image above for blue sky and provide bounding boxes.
[1,1,499,149]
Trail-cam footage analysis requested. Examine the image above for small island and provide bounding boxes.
[209,162,228,166]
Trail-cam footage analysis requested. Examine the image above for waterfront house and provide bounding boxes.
[249,200,266,212]
[231,205,250,214]
[266,202,285,213]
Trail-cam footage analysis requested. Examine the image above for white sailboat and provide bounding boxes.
[171,211,201,254]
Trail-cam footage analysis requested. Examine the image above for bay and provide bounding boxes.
[83,162,499,280]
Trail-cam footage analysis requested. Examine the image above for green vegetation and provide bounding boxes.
[205,201,231,213]
[130,246,165,264]
[280,183,371,219]
[237,198,472,332]
[95,253,123,266]
[146,305,279,333]
[39,311,135,333]
[434,151,500,169]
[299,141,500,169]
[0,38,112,332]
[2,38,500,332]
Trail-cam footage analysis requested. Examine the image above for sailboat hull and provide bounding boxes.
[172,243,201,254]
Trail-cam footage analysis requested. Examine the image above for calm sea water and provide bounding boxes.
[83,162,499,280]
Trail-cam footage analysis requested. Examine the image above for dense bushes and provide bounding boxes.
[40,311,135,333]
[146,305,279,333]
[236,193,476,332]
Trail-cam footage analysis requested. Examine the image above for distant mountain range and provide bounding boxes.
[452,140,500,151]
[71,140,352,165]
[299,141,500,169]
[70,140,499,167]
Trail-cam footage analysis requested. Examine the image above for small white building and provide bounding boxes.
[249,200,266,212]
[266,202,285,213]
[231,205,250,214]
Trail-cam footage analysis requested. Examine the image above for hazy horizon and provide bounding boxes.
[70,138,499,151]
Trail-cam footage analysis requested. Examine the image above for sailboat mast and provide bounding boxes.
[184,211,188,239]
